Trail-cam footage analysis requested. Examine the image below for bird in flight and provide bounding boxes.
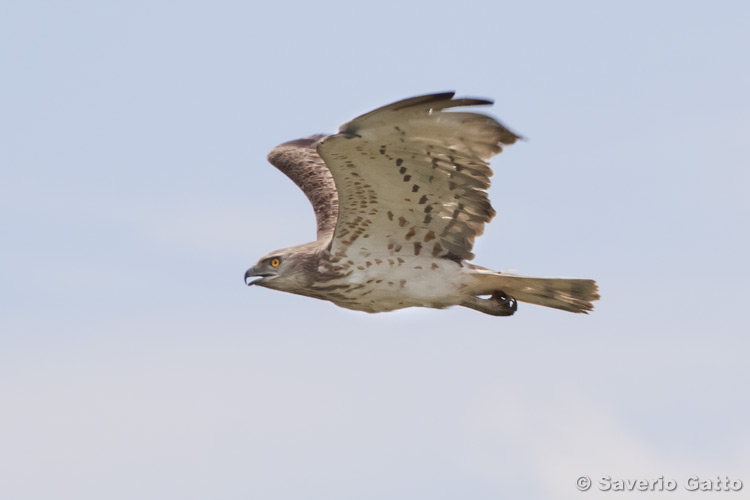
[245,92,599,316]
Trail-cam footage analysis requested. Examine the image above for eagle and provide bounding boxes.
[244,92,599,316]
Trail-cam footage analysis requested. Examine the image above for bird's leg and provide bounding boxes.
[460,290,518,316]
[491,290,517,315]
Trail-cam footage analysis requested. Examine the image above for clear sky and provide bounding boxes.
[1,1,748,499]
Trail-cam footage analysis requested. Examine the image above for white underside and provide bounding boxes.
[312,257,471,313]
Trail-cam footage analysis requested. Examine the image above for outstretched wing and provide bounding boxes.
[266,136,339,241]
[317,92,519,261]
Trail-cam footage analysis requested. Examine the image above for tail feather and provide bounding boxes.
[469,272,600,313]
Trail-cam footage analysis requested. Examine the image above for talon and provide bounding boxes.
[462,290,518,316]
[491,290,517,315]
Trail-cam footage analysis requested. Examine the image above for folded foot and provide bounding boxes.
[461,290,518,316]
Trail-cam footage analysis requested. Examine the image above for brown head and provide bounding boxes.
[244,243,320,292]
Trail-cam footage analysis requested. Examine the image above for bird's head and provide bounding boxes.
[244,245,317,292]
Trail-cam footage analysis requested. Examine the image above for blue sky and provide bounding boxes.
[1,1,748,499]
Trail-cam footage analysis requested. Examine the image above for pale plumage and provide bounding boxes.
[245,92,599,315]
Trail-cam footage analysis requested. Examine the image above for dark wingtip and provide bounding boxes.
[390,91,456,111]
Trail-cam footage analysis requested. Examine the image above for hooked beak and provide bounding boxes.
[244,267,269,286]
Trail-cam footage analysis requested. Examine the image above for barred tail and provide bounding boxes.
[469,272,600,314]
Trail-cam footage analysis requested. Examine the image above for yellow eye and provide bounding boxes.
[270,258,280,267]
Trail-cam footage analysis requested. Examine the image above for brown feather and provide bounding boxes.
[266,135,339,240]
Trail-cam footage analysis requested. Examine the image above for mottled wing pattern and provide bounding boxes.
[266,136,338,240]
[316,92,520,261]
